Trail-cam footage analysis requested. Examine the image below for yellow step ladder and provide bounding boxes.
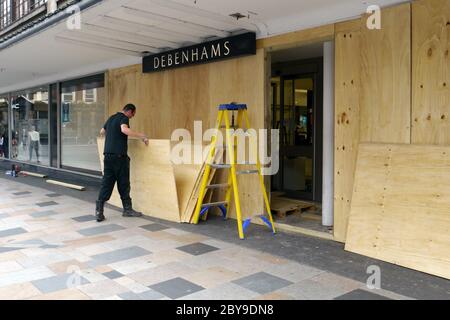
[192,103,276,239]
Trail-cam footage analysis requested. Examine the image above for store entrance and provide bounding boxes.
[271,59,323,203]
[269,45,330,237]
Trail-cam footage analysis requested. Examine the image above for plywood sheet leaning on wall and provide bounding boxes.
[360,3,411,144]
[97,138,180,222]
[412,0,450,145]
[345,143,450,279]
[334,19,361,243]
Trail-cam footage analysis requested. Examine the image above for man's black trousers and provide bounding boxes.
[98,154,131,204]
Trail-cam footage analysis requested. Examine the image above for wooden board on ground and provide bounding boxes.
[97,138,180,222]
[271,196,315,219]
[345,143,450,280]
[46,179,85,191]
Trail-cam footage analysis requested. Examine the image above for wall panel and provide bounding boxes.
[360,4,411,144]
[334,20,361,242]
[412,0,450,144]
[107,50,266,222]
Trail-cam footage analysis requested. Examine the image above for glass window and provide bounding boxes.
[11,87,49,165]
[61,74,105,173]
[0,95,9,159]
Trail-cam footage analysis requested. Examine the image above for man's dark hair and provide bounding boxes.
[123,104,136,112]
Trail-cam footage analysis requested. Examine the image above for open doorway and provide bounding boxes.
[269,43,332,237]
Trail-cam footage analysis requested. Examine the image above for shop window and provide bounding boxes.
[83,89,96,104]
[61,74,105,173]
[10,86,49,165]
[0,95,9,159]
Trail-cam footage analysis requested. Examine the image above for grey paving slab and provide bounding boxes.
[36,201,59,207]
[40,244,62,249]
[118,289,165,300]
[88,246,151,267]
[46,193,62,198]
[0,247,22,253]
[232,272,293,294]
[103,270,124,280]
[31,210,58,218]
[0,213,9,219]
[149,277,205,299]
[140,223,170,232]
[176,243,220,256]
[72,215,97,222]
[32,274,90,294]
[334,289,392,300]
[13,191,31,196]
[78,224,125,236]
[0,227,27,238]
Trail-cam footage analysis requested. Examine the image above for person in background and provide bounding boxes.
[28,125,40,163]
[95,104,149,222]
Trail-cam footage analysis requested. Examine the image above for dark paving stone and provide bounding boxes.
[335,289,392,300]
[36,201,59,207]
[31,210,58,218]
[40,244,61,249]
[32,274,90,294]
[46,193,62,198]
[118,290,165,300]
[103,270,124,280]
[232,272,293,294]
[0,227,27,238]
[72,215,97,222]
[176,242,219,256]
[87,246,151,267]
[77,224,125,236]
[13,191,31,196]
[140,223,170,232]
[149,277,204,299]
[0,247,22,253]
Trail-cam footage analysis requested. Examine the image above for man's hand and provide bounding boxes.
[143,137,149,146]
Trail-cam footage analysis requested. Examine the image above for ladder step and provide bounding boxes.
[209,163,232,169]
[206,183,229,189]
[237,170,259,175]
[201,201,228,208]
[220,125,238,129]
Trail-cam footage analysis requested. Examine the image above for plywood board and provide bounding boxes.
[107,49,267,223]
[97,138,180,222]
[257,24,335,51]
[345,143,450,279]
[360,3,411,144]
[411,0,450,144]
[334,25,361,243]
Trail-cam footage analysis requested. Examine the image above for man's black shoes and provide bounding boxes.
[95,200,106,222]
[122,199,143,218]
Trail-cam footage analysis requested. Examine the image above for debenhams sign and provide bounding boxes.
[143,32,256,73]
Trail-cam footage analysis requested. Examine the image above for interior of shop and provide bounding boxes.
[269,42,332,236]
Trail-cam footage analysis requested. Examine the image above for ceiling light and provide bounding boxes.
[229,12,247,20]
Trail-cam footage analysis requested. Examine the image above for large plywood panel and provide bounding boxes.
[412,0,450,144]
[257,24,335,51]
[334,22,361,243]
[360,4,411,144]
[97,138,180,222]
[345,143,450,279]
[208,49,266,219]
[107,50,266,222]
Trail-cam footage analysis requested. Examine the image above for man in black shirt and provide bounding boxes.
[96,104,149,222]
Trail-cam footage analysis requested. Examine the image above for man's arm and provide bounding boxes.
[99,128,106,137]
[121,124,149,145]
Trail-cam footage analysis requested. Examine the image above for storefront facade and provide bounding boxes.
[0,0,449,279]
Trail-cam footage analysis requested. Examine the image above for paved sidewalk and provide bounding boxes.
[0,177,434,300]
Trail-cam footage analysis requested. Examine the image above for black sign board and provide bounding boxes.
[143,32,256,73]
